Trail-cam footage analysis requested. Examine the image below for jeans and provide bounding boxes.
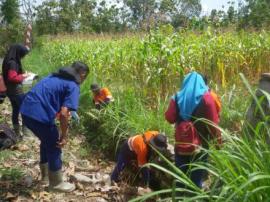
[22,115,62,171]
[8,94,25,125]
[175,152,208,188]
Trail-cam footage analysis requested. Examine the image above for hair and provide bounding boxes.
[71,61,89,75]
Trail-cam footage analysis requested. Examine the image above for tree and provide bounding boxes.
[35,0,59,35]
[171,0,202,28]
[73,0,96,32]
[20,0,36,23]
[57,0,76,33]
[123,0,157,29]
[1,0,20,24]
[92,1,126,33]
[245,0,270,28]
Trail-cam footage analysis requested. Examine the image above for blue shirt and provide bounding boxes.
[20,75,80,125]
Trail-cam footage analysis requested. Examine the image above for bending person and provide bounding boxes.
[20,61,89,192]
[111,131,167,186]
[90,83,113,109]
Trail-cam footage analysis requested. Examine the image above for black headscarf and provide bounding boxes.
[2,44,29,82]
[52,61,89,84]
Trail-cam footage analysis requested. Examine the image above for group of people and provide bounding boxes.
[1,43,222,193]
[1,44,113,192]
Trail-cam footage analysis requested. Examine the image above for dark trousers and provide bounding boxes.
[8,94,25,125]
[111,140,150,184]
[175,152,208,188]
[22,115,62,171]
[111,140,136,182]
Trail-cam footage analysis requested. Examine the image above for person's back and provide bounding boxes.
[21,75,79,124]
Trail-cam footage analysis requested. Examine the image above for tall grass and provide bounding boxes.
[129,75,270,202]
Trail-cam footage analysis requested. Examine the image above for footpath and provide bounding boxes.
[0,100,145,202]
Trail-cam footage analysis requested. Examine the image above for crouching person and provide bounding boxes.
[90,83,114,109]
[20,61,89,192]
[111,131,167,186]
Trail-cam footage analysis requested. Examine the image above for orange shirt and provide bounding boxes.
[93,87,113,105]
[210,91,221,114]
[127,131,159,167]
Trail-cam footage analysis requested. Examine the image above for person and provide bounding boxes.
[165,72,221,189]
[90,83,113,109]
[20,61,89,192]
[111,131,167,186]
[2,44,30,137]
[246,73,270,139]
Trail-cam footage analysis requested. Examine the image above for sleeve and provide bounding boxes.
[165,98,177,124]
[8,70,24,83]
[63,84,80,111]
[204,96,222,145]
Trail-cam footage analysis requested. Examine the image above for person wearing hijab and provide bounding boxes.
[2,44,29,136]
[165,72,221,189]
[20,61,89,192]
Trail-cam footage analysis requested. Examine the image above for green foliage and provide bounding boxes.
[0,21,24,56]
[0,0,20,24]
[0,167,24,181]
[240,0,270,29]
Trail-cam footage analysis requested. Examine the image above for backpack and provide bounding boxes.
[0,75,7,104]
[174,95,201,155]
[0,123,18,150]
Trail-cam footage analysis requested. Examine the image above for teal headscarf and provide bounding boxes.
[174,72,208,121]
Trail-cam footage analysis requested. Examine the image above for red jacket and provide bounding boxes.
[165,92,222,149]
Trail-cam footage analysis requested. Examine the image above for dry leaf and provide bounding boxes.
[5,192,17,199]
[76,182,84,190]
[17,144,29,152]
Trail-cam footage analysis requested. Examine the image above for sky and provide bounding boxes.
[201,0,239,15]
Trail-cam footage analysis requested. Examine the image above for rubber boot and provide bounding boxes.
[13,124,22,140]
[22,125,32,137]
[40,163,49,185]
[48,170,75,192]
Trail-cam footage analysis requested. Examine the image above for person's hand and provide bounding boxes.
[57,136,67,148]
[22,73,29,78]
[71,111,80,123]
[137,186,152,195]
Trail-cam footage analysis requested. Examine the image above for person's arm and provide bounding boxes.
[7,70,27,83]
[57,106,70,148]
[165,98,177,124]
[58,84,80,147]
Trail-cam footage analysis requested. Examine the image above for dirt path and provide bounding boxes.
[0,101,142,202]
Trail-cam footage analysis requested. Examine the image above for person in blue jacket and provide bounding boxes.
[20,61,89,192]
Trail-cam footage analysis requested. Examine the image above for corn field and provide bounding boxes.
[23,28,270,201]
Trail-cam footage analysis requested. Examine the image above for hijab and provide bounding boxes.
[175,72,209,121]
[2,44,29,80]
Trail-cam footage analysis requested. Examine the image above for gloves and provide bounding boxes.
[70,111,80,123]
